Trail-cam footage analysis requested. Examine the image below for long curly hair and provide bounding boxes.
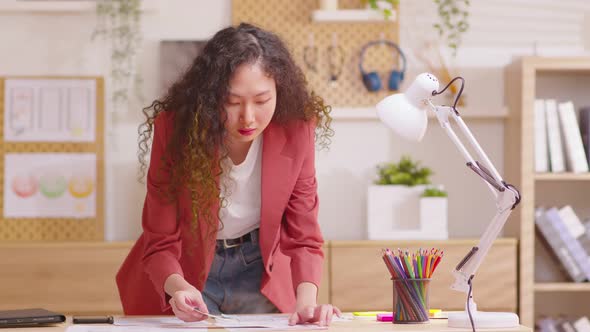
[137,23,333,241]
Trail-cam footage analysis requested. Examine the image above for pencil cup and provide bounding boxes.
[392,278,431,324]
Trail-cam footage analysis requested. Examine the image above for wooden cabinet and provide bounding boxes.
[328,240,517,312]
[0,242,129,315]
[0,239,517,315]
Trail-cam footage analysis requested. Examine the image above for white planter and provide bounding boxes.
[319,0,338,10]
[367,184,426,240]
[419,197,449,240]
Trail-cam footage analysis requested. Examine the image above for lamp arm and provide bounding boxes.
[428,104,521,294]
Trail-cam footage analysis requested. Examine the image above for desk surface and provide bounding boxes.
[2,316,532,332]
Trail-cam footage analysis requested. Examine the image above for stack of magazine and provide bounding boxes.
[537,316,590,332]
[535,205,590,282]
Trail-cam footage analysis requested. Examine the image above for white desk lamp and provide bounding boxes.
[376,73,521,330]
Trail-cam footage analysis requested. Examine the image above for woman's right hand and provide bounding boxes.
[169,288,209,322]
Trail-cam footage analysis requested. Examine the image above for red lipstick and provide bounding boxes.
[238,128,255,136]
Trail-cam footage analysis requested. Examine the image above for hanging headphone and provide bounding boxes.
[359,40,407,92]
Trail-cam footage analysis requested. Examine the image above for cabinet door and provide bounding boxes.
[330,240,517,312]
[0,243,131,315]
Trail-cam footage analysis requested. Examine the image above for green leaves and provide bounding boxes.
[375,155,433,186]
[421,186,448,197]
[364,0,399,20]
[433,0,470,57]
[92,0,144,113]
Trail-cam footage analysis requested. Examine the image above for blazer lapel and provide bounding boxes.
[260,123,294,268]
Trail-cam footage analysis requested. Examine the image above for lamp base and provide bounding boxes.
[448,310,519,329]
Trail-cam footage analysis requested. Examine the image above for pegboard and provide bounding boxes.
[0,77,104,241]
[232,0,401,107]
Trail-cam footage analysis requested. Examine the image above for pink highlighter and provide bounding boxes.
[376,313,393,322]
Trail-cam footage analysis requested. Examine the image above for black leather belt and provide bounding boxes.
[217,231,254,249]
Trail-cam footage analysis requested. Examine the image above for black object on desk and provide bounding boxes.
[72,316,114,324]
[0,308,66,327]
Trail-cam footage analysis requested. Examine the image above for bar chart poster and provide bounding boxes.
[3,153,96,218]
[3,79,96,142]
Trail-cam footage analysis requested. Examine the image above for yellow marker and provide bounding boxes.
[429,309,444,318]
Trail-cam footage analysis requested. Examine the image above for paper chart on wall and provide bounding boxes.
[3,79,96,142]
[3,153,96,218]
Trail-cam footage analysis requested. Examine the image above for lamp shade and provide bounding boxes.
[376,73,440,142]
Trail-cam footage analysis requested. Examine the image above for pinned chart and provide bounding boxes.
[3,79,96,142]
[3,153,97,218]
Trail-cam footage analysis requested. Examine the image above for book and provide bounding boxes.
[535,208,586,282]
[580,107,590,166]
[546,207,590,280]
[537,317,559,332]
[561,320,576,332]
[545,100,566,172]
[558,205,586,239]
[535,99,549,173]
[558,206,590,262]
[574,316,590,332]
[558,101,589,173]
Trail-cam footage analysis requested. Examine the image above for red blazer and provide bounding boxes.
[116,111,324,314]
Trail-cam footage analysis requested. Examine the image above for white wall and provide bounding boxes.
[1,0,589,241]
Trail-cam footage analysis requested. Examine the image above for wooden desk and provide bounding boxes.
[2,316,532,332]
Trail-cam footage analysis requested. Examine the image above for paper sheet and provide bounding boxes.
[114,316,210,328]
[67,326,207,332]
[4,79,96,142]
[3,153,97,218]
[109,314,350,331]
[65,314,353,332]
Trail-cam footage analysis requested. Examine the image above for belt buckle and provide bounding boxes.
[223,237,243,249]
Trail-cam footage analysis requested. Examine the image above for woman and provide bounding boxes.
[116,23,339,326]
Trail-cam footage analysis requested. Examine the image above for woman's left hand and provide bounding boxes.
[288,304,342,326]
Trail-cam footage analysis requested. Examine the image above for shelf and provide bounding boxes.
[535,173,590,181]
[311,9,396,22]
[535,282,590,292]
[330,107,509,121]
[0,0,158,13]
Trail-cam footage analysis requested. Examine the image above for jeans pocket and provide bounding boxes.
[239,241,262,265]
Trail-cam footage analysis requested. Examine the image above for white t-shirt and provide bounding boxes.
[217,136,263,240]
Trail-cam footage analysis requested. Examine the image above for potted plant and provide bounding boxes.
[367,155,434,240]
[419,186,449,240]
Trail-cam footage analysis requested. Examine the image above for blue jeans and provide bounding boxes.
[202,229,280,315]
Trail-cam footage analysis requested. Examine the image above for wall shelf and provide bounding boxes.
[311,9,396,22]
[330,107,509,121]
[535,173,590,181]
[535,283,590,292]
[0,0,157,14]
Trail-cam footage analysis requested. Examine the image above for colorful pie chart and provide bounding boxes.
[39,174,67,199]
[11,174,38,198]
[68,175,94,198]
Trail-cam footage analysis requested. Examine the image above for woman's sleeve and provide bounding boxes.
[280,121,325,294]
[141,112,184,311]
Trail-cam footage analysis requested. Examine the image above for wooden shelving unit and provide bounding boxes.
[504,57,590,327]
[311,9,397,22]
